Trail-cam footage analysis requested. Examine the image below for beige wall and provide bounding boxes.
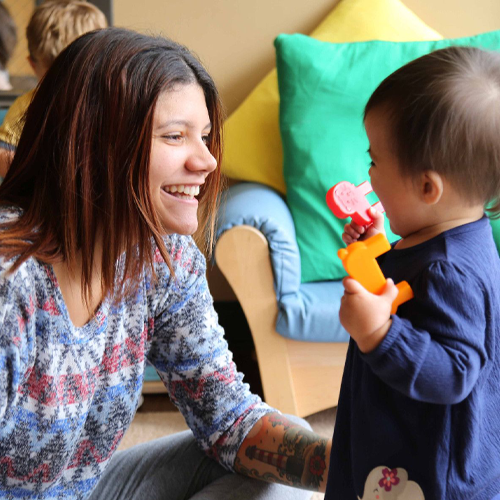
[404,0,500,39]
[115,0,500,116]
[115,0,340,115]
[4,0,33,76]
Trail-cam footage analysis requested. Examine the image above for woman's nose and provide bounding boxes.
[187,141,217,173]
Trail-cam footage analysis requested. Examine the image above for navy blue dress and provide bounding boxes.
[325,217,500,500]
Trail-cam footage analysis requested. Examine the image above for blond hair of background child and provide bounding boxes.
[26,0,107,78]
[0,0,107,179]
[325,46,500,500]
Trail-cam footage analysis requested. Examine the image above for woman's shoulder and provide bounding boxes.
[0,207,39,277]
[0,205,22,224]
[0,207,21,267]
[154,233,207,279]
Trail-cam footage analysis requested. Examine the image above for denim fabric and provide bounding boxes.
[88,417,314,500]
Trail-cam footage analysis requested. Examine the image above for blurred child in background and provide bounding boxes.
[0,0,107,179]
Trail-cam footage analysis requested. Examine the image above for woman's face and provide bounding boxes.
[149,83,217,235]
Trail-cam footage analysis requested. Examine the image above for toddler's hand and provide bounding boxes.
[339,276,398,353]
[341,208,385,245]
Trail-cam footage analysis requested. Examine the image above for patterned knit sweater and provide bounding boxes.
[0,210,273,499]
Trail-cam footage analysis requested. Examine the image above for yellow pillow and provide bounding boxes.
[222,0,442,194]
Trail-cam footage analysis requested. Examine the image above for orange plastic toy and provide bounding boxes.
[337,233,413,314]
[326,180,384,227]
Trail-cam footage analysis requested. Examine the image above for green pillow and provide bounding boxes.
[276,31,500,283]
[489,217,500,254]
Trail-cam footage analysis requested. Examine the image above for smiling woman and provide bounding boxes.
[0,27,327,500]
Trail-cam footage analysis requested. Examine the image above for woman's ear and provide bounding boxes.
[420,170,443,205]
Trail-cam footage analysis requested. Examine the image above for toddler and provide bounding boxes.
[325,46,500,500]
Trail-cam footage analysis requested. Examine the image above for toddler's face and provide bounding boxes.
[364,108,423,238]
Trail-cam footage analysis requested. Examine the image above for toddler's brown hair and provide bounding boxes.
[365,46,500,215]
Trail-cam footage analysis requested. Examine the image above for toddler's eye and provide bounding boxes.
[368,160,375,168]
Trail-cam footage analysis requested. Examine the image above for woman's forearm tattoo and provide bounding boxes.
[236,413,328,490]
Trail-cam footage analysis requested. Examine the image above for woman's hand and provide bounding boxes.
[339,276,398,353]
[341,208,385,245]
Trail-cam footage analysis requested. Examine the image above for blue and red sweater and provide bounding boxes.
[0,209,273,499]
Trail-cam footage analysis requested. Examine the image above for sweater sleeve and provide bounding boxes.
[362,261,487,404]
[0,261,36,419]
[146,237,274,471]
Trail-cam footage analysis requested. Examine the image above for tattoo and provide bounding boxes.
[233,457,290,486]
[239,413,328,490]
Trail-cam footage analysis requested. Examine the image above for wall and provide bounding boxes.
[4,0,32,76]
[114,0,340,116]
[115,0,500,116]
[404,0,500,39]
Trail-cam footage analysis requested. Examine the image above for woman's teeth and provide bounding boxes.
[163,185,200,198]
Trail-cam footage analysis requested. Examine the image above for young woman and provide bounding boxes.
[0,27,330,500]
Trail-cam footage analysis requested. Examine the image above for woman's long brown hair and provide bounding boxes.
[0,27,223,303]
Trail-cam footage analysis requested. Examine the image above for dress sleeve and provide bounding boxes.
[0,261,36,419]
[147,238,274,471]
[362,261,488,404]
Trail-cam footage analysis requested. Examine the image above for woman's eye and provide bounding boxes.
[368,160,375,168]
[202,135,210,145]
[163,134,183,142]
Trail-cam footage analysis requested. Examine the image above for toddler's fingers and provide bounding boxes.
[382,278,399,302]
[343,222,364,241]
[369,208,385,232]
[343,223,358,237]
[350,221,366,235]
[342,276,365,294]
[342,232,356,245]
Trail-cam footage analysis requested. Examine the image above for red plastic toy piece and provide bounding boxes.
[337,233,413,314]
[326,180,384,227]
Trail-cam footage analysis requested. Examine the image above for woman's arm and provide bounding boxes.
[234,413,331,493]
[0,259,36,418]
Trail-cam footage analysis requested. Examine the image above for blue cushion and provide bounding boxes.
[216,183,349,343]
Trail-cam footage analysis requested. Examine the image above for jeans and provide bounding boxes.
[88,418,315,500]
